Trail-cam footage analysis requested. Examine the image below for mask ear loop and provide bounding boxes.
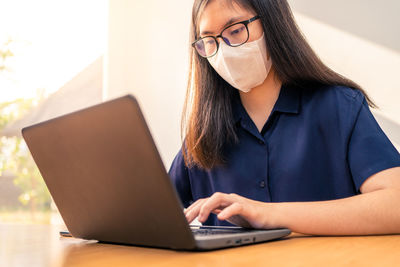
[257,33,272,74]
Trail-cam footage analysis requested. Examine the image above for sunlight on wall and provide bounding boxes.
[0,0,107,102]
[105,0,193,167]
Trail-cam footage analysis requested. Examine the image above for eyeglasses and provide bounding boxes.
[192,15,260,58]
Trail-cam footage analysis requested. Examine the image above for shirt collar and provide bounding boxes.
[232,83,301,123]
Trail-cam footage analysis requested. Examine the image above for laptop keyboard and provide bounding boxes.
[192,228,247,236]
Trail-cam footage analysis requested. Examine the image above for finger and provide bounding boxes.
[187,193,240,216]
[226,215,253,229]
[185,199,205,223]
[212,208,223,214]
[217,202,246,221]
[184,198,206,216]
[198,192,233,223]
[185,199,207,223]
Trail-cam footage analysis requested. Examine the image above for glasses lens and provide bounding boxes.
[194,37,217,58]
[221,23,249,46]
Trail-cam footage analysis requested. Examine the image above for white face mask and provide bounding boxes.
[207,33,272,93]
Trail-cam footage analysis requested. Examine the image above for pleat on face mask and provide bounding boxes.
[208,33,272,93]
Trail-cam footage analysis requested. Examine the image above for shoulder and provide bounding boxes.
[300,84,366,117]
[299,84,367,132]
[301,84,364,107]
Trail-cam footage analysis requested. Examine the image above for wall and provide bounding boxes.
[105,0,193,168]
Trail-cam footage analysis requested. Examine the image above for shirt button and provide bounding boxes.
[259,181,266,188]
[258,140,264,145]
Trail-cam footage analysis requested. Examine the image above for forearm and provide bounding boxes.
[268,189,400,235]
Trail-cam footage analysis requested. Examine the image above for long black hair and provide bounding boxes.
[182,0,376,170]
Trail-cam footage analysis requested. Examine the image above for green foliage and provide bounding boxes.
[0,134,51,210]
[0,38,14,72]
[0,98,35,129]
[0,98,51,210]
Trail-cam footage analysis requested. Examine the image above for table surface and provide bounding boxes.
[1,223,400,267]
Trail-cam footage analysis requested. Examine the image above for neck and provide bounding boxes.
[239,67,282,117]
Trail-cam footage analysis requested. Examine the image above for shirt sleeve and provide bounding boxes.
[168,148,193,208]
[348,93,400,192]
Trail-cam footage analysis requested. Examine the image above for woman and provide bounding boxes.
[168,0,400,235]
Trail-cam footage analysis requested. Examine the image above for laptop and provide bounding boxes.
[22,95,291,250]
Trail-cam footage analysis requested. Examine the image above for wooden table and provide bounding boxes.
[1,223,400,267]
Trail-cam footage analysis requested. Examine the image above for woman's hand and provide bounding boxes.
[184,192,277,229]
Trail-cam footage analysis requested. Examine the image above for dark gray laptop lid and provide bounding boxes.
[22,95,197,249]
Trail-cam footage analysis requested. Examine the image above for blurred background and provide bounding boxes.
[0,0,399,225]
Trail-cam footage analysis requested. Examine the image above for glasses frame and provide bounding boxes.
[192,15,260,58]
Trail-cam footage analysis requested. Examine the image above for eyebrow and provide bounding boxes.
[200,16,246,36]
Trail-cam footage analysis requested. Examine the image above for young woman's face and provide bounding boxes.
[198,0,263,43]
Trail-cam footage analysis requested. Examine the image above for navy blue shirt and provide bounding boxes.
[168,84,400,226]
